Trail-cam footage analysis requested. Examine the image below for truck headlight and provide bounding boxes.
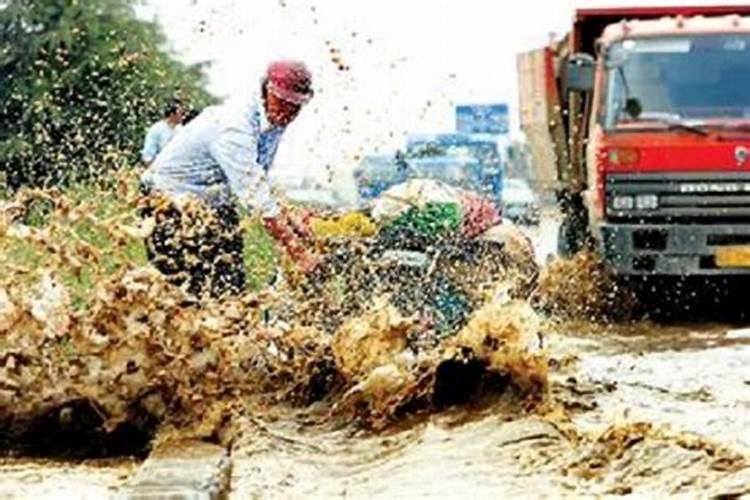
[612,195,634,210]
[635,194,659,210]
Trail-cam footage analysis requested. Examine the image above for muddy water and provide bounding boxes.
[561,321,750,451]
[223,218,750,497]
[230,409,568,498]
[3,211,750,497]
[4,320,747,498]
[0,458,137,499]
[223,320,750,498]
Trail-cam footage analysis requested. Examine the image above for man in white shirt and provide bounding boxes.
[140,98,184,165]
[140,61,318,298]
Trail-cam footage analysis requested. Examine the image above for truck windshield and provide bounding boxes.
[604,35,750,128]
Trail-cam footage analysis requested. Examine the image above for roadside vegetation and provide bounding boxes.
[0,177,279,309]
[0,0,281,304]
[0,0,214,190]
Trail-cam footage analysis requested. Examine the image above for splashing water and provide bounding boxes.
[0,173,549,454]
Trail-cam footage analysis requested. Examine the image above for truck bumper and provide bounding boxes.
[600,223,750,275]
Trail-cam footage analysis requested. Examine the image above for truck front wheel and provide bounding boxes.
[557,211,591,257]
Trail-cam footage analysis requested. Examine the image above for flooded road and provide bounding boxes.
[224,318,750,498]
[0,459,136,499]
[562,321,750,452]
[223,218,750,498]
[2,214,750,498]
[3,320,749,498]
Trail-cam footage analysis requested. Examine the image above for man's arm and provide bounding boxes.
[210,123,319,271]
[209,123,281,218]
[141,124,160,165]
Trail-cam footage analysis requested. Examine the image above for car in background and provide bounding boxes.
[501,178,539,225]
[405,133,503,205]
[353,155,408,203]
[354,134,504,208]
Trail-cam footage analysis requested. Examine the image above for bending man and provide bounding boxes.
[140,61,319,298]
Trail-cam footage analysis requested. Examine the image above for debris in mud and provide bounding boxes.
[566,421,653,479]
[562,421,748,494]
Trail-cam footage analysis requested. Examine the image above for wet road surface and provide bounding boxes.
[221,316,750,498]
[3,214,750,498]
[559,321,750,452]
[3,328,748,498]
[0,459,136,499]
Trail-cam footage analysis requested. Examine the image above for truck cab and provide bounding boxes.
[519,7,750,275]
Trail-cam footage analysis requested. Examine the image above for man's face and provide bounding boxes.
[168,107,184,125]
[265,90,303,128]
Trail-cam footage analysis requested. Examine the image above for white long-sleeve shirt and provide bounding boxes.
[140,120,179,163]
[141,94,285,217]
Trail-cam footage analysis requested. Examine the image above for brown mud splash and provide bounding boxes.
[3,188,749,497]
[330,299,547,429]
[0,266,335,455]
[0,268,548,452]
[0,184,548,454]
[534,251,638,322]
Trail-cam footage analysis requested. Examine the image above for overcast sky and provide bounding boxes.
[140,0,749,185]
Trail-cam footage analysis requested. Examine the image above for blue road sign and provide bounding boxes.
[456,104,509,135]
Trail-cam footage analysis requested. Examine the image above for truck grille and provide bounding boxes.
[606,172,750,222]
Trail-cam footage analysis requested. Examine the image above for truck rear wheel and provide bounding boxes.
[556,191,592,258]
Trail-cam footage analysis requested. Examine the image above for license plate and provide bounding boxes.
[715,246,750,268]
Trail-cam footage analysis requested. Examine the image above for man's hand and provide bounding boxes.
[263,215,321,273]
[284,207,314,242]
[293,248,323,274]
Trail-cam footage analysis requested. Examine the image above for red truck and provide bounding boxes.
[519,6,750,276]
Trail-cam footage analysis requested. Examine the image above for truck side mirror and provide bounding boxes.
[566,53,595,93]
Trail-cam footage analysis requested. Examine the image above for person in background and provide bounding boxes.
[182,107,201,125]
[140,61,319,298]
[141,98,184,165]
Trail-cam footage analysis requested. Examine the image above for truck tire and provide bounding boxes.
[557,213,590,257]
[555,190,592,258]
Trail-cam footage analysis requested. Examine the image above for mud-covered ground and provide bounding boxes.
[4,321,748,498]
[563,322,750,452]
[1,204,749,498]
[0,458,137,499]
[223,320,750,498]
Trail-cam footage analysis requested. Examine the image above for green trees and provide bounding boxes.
[0,0,214,190]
